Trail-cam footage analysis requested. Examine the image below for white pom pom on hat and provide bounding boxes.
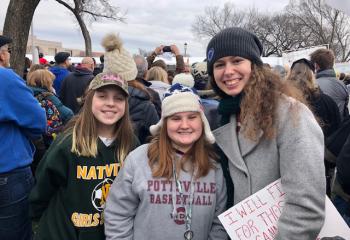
[172,73,195,88]
[101,33,138,81]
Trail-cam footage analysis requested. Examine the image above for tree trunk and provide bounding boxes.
[3,0,41,76]
[74,12,92,56]
[55,0,92,56]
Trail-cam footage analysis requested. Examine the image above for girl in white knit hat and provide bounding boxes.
[102,33,159,144]
[104,83,228,240]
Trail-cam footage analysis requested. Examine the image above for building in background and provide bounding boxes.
[0,31,102,57]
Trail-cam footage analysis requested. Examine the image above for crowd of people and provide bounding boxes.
[0,26,350,240]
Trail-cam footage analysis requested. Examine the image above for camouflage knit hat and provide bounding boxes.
[89,72,129,95]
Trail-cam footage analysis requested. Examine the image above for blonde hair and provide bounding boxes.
[286,62,319,100]
[27,69,55,91]
[29,64,46,73]
[147,118,216,180]
[146,66,169,84]
[64,87,135,165]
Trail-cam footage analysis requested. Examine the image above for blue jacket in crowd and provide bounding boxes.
[0,68,46,173]
[49,65,70,96]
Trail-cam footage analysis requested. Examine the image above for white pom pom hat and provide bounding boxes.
[149,83,215,144]
[101,33,138,81]
[172,73,195,88]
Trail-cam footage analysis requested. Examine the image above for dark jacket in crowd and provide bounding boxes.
[309,91,341,138]
[136,78,161,117]
[326,116,350,161]
[325,116,350,205]
[198,89,220,130]
[93,63,104,76]
[128,86,159,144]
[310,91,342,196]
[336,131,350,195]
[60,67,94,114]
[316,69,349,121]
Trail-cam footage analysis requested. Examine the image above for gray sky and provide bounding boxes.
[0,0,290,57]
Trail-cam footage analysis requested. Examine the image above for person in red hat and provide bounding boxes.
[39,52,48,65]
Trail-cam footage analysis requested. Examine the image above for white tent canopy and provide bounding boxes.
[25,54,284,67]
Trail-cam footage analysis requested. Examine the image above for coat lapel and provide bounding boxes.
[238,127,263,157]
[213,116,248,174]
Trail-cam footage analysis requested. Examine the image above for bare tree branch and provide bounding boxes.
[55,0,126,56]
[192,0,350,61]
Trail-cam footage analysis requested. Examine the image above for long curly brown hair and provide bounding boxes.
[211,64,307,141]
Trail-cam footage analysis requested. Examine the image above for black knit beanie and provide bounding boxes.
[206,27,263,77]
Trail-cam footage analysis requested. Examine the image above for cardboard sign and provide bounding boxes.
[219,179,350,239]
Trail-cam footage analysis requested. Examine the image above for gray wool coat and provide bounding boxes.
[214,96,326,240]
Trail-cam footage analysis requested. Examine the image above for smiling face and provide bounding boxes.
[91,86,126,136]
[166,111,203,153]
[213,56,252,96]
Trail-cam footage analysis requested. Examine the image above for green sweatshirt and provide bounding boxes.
[29,133,139,240]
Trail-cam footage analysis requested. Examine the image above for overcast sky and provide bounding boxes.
[0,0,290,57]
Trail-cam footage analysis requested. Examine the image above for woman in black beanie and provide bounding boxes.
[208,27,326,239]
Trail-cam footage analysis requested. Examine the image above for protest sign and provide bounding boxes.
[219,179,350,239]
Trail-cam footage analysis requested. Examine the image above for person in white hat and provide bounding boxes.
[104,83,228,240]
[102,33,159,144]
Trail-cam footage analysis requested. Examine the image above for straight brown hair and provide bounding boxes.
[64,86,135,165]
[147,118,217,180]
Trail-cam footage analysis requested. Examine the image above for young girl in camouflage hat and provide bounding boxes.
[104,83,227,240]
[30,72,139,240]
[207,27,326,239]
